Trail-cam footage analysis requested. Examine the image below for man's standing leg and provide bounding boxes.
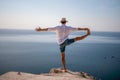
[60,45,67,72]
[61,52,67,72]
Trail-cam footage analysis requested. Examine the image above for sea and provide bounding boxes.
[0,29,120,80]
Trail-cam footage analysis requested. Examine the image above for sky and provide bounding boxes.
[0,0,120,32]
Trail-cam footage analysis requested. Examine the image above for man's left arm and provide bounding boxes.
[35,27,48,31]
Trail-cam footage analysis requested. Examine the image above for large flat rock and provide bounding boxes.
[0,68,95,80]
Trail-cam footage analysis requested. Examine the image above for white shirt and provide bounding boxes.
[48,24,78,44]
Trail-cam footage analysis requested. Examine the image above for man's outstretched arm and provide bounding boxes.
[77,28,90,35]
[35,27,48,31]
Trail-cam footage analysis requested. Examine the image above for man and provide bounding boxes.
[35,18,90,72]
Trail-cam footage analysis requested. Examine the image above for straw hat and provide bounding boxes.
[60,18,68,22]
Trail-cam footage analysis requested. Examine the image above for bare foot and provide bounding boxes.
[62,69,67,72]
[87,29,91,35]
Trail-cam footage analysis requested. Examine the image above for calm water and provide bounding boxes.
[0,29,120,80]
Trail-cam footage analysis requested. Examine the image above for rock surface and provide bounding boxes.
[0,68,95,80]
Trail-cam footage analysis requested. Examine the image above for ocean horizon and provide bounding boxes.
[0,29,120,80]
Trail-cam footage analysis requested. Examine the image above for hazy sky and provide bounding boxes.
[0,0,120,31]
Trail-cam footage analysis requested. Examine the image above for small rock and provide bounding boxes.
[17,72,21,75]
[104,57,107,59]
[111,56,115,58]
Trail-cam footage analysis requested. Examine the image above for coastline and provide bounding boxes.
[0,68,95,80]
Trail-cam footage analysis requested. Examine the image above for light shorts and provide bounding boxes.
[59,39,75,53]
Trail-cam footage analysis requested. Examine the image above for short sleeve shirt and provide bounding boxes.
[48,24,78,44]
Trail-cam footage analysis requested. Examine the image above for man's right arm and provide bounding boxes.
[77,28,89,30]
[77,28,91,35]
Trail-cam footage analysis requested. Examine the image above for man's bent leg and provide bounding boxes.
[74,34,88,42]
[74,28,90,42]
[61,52,67,72]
